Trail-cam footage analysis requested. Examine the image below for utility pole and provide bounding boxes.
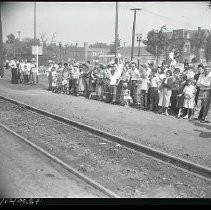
[114,2,119,64]
[0,3,4,77]
[136,33,142,69]
[34,2,36,41]
[130,8,141,61]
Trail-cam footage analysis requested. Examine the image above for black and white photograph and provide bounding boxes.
[0,0,211,204]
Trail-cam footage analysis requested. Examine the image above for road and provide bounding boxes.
[0,126,107,198]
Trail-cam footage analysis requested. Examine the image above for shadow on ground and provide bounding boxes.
[192,121,211,138]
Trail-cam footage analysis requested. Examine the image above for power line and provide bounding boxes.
[141,8,199,29]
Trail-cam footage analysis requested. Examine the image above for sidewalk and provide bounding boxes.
[0,70,211,168]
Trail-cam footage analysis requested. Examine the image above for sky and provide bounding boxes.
[1,1,211,47]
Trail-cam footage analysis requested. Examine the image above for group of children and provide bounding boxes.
[47,60,211,123]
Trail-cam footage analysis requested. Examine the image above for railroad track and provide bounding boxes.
[0,95,210,198]
[0,95,210,181]
[0,122,119,198]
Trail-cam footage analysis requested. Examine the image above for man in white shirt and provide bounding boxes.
[25,60,31,84]
[130,62,140,105]
[149,69,160,112]
[9,58,18,84]
[19,59,25,83]
[71,63,80,96]
[193,66,211,123]
[139,70,150,110]
[109,66,118,104]
[30,59,37,84]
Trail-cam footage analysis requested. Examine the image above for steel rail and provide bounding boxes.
[0,95,210,180]
[0,122,120,198]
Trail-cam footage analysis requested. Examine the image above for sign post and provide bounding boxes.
[32,45,42,83]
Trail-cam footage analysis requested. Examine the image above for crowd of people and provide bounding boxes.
[46,59,211,123]
[6,57,38,85]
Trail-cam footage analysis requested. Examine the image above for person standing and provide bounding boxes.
[9,57,18,84]
[30,58,37,84]
[193,66,211,123]
[139,70,150,110]
[129,62,140,106]
[71,63,80,96]
[62,63,70,94]
[149,69,160,112]
[158,70,174,115]
[194,64,204,105]
[109,66,119,104]
[5,59,9,70]
[182,79,196,120]
[25,60,31,84]
[82,63,92,99]
[19,59,25,84]
[47,61,53,91]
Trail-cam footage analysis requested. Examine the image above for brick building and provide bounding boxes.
[165,27,210,63]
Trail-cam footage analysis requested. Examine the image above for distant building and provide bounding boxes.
[119,46,165,65]
[64,42,110,62]
[165,27,210,63]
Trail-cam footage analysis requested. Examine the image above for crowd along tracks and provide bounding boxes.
[0,95,210,198]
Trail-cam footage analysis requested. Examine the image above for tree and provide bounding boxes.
[143,25,169,65]
[6,33,16,44]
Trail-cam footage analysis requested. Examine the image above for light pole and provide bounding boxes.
[34,2,36,42]
[136,33,142,69]
[114,2,119,64]
[130,8,141,61]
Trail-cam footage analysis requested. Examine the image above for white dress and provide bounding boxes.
[183,85,196,109]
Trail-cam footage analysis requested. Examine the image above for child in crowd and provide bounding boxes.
[62,68,70,94]
[139,70,150,110]
[182,78,196,120]
[51,67,57,93]
[176,74,187,119]
[122,82,133,107]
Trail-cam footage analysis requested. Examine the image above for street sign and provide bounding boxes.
[32,46,43,55]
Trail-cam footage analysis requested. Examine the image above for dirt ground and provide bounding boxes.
[0,127,106,198]
[0,99,210,198]
[0,70,211,168]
